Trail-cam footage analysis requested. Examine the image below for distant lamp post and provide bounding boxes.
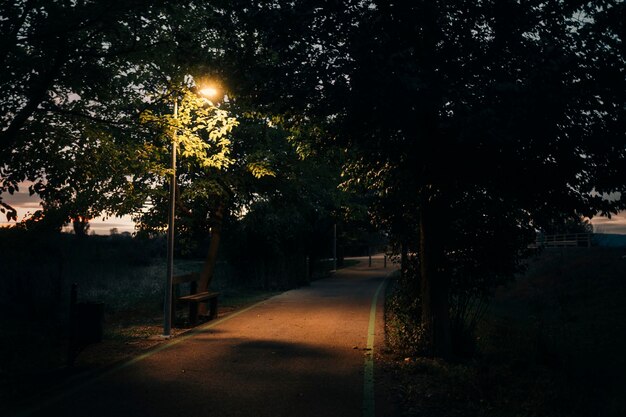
[162,83,220,338]
[333,223,337,271]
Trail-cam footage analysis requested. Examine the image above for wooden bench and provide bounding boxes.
[172,273,219,325]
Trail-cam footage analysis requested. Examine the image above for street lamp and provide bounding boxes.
[198,86,219,98]
[162,84,220,338]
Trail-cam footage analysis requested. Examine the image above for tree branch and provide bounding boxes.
[1,37,67,152]
[43,105,135,129]
[0,0,36,64]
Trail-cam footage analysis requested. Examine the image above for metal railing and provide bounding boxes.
[536,233,592,248]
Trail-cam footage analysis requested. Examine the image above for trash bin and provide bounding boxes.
[67,283,104,367]
[71,302,104,345]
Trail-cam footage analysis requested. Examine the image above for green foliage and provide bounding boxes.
[388,248,626,415]
[0,0,347,249]
[2,0,623,360]
[140,88,239,170]
[386,271,425,356]
[541,215,594,235]
[247,161,276,179]
[320,1,625,356]
[0,0,237,227]
[219,139,344,288]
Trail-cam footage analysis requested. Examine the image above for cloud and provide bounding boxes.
[591,213,626,234]
[0,188,42,225]
[88,216,136,234]
[2,188,42,210]
[1,190,135,234]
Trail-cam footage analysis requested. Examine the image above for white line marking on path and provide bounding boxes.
[363,277,387,417]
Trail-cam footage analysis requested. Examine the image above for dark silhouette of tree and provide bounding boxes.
[215,0,625,357]
[0,0,226,225]
[72,215,90,238]
[335,1,625,357]
[2,0,624,358]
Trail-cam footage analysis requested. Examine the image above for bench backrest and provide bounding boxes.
[172,272,200,285]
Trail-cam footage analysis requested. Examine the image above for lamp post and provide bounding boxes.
[333,223,337,271]
[162,85,219,338]
[162,98,178,338]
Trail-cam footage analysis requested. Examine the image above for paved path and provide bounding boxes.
[22,256,392,417]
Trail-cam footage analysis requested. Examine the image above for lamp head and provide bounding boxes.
[198,86,219,99]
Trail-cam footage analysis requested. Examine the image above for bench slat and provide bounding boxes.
[178,291,220,303]
[172,274,219,325]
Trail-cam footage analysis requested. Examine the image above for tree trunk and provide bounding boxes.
[400,241,408,279]
[197,204,224,315]
[419,195,452,358]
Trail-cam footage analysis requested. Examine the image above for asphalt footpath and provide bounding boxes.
[16,255,395,417]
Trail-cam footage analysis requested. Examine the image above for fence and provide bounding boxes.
[536,233,592,248]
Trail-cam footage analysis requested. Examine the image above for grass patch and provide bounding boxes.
[341,258,360,269]
[0,232,284,414]
[384,247,626,417]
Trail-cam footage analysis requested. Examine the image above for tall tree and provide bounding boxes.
[0,0,226,224]
[336,1,625,357]
[214,0,626,357]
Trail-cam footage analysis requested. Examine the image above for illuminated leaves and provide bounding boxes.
[140,88,239,171]
[247,161,276,178]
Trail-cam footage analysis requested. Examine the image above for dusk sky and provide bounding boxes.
[0,185,135,234]
[2,185,626,235]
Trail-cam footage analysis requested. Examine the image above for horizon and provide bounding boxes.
[2,186,626,236]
